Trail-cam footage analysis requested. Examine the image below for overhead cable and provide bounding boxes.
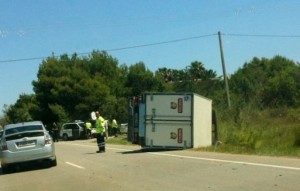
[1,32,299,63]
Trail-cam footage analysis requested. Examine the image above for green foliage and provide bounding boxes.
[230,55,300,108]
[30,51,129,124]
[5,51,163,125]
[126,62,161,95]
[48,104,69,123]
[214,107,300,156]
[5,94,39,123]
[106,134,132,145]
[155,61,221,100]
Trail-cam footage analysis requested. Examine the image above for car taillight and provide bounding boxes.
[45,134,52,145]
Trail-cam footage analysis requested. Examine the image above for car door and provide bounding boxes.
[71,124,80,139]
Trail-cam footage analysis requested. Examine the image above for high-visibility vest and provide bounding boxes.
[95,116,105,133]
[112,119,118,128]
[85,122,92,129]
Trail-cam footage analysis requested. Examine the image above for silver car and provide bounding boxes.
[0,121,57,173]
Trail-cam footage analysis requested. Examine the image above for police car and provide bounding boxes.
[59,121,87,141]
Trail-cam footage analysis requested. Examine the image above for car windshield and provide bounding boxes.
[78,123,85,128]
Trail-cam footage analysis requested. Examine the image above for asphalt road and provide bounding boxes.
[0,140,299,191]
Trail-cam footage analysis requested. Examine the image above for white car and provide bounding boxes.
[59,121,87,141]
[0,121,57,173]
[120,123,128,134]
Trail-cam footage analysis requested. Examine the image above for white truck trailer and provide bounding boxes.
[129,92,213,149]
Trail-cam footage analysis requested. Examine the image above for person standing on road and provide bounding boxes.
[111,119,118,137]
[85,120,92,138]
[104,119,109,139]
[95,111,106,153]
[52,122,59,142]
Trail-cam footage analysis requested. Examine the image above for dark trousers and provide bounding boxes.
[53,131,59,142]
[112,128,118,137]
[96,133,105,151]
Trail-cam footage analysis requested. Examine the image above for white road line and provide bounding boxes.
[62,142,300,171]
[149,152,300,171]
[109,147,300,171]
[65,162,85,169]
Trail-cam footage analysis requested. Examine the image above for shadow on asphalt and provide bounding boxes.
[120,150,145,154]
[0,161,55,175]
[120,148,183,154]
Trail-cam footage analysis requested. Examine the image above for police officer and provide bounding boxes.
[111,119,118,137]
[95,111,106,153]
[52,122,59,142]
[85,120,92,138]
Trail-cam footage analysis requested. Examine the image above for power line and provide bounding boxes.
[0,56,46,63]
[0,33,217,63]
[105,34,217,51]
[0,32,299,63]
[225,33,300,38]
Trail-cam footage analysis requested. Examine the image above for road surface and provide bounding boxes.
[0,140,299,191]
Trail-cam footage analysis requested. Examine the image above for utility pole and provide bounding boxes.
[218,31,231,109]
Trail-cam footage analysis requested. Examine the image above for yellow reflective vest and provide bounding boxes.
[112,119,118,129]
[85,122,92,130]
[95,116,105,133]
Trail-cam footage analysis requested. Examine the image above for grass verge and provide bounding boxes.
[106,134,132,145]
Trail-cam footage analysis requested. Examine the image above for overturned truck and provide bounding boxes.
[128,92,218,149]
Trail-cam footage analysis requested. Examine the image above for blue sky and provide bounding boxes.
[1,0,300,114]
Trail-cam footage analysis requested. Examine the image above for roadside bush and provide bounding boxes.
[216,107,300,156]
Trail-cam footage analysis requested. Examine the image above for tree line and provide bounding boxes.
[1,50,300,128]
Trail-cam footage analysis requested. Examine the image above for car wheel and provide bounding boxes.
[52,157,57,167]
[1,164,10,174]
[63,134,68,141]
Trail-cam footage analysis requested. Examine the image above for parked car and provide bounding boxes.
[59,121,87,141]
[120,123,128,134]
[0,121,57,173]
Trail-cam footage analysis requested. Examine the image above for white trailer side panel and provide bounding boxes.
[145,121,192,148]
[145,94,192,121]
